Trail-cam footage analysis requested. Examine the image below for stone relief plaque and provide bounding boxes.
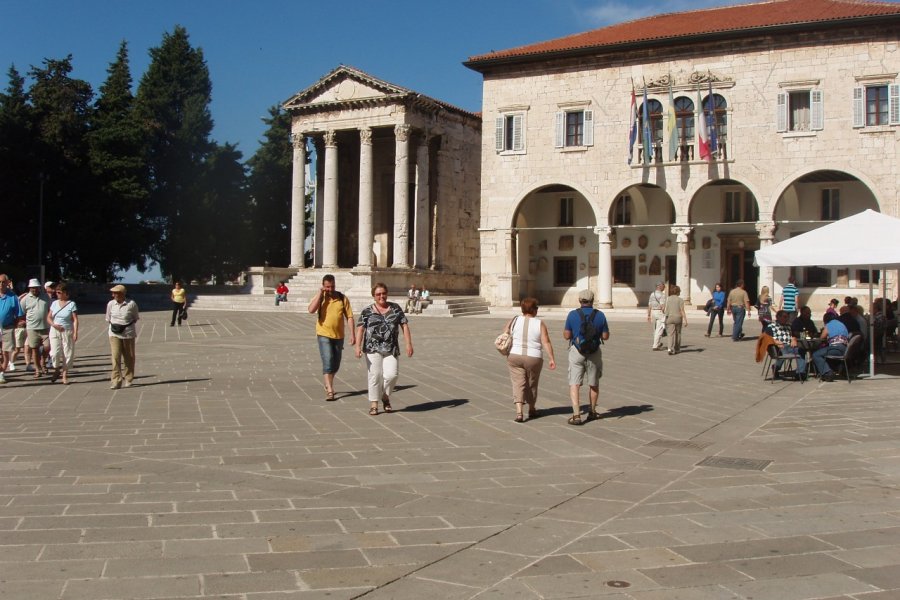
[559,235,574,251]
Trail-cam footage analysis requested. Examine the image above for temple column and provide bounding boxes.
[392,124,411,269]
[756,221,777,295]
[357,127,374,269]
[672,226,693,302]
[322,130,338,269]
[413,135,430,269]
[289,133,306,267]
[595,226,613,308]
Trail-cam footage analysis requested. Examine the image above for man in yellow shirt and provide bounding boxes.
[307,274,355,401]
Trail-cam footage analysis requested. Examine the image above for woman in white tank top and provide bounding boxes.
[506,297,556,422]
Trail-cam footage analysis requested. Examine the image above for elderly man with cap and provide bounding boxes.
[647,281,667,350]
[0,274,25,384]
[20,278,51,378]
[105,284,139,389]
[563,289,610,425]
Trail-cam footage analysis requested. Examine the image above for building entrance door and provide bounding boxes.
[725,249,759,304]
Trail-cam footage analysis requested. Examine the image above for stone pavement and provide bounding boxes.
[0,309,899,600]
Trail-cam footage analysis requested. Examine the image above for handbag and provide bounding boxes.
[494,317,516,356]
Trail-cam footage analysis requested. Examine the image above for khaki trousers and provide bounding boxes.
[109,336,136,385]
[506,353,544,406]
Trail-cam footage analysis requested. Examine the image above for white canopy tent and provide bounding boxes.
[755,209,900,378]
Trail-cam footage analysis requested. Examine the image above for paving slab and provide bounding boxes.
[1,310,899,599]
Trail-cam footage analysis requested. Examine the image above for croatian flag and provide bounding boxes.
[697,85,711,161]
[627,88,637,164]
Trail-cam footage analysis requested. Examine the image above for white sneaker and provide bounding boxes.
[6,362,15,372]
[0,373,6,384]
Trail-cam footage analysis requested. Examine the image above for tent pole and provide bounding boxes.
[869,267,875,378]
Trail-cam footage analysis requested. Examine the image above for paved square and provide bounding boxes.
[1,309,898,599]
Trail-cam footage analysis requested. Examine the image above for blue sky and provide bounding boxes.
[1,0,746,281]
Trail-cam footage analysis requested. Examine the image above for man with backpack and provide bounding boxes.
[563,290,610,425]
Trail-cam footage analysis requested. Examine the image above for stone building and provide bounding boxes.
[281,65,481,296]
[465,0,900,309]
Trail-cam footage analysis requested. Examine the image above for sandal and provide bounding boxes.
[528,409,538,420]
[567,415,582,426]
[369,406,378,416]
[514,414,524,423]
[382,396,393,413]
[325,390,336,401]
[587,410,602,420]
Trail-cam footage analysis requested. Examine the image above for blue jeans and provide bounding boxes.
[813,344,846,376]
[317,336,344,374]
[731,306,746,341]
[776,348,806,375]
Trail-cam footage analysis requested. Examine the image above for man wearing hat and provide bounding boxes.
[106,284,140,389]
[562,289,610,425]
[20,278,50,378]
[0,274,24,384]
[647,282,667,350]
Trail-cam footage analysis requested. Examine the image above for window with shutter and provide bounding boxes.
[495,112,527,154]
[495,117,504,152]
[852,87,865,128]
[511,114,524,151]
[776,92,787,132]
[583,110,594,146]
[555,112,564,148]
[890,84,900,125]
[810,90,824,130]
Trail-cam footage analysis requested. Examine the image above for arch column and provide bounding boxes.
[289,133,306,268]
[595,226,613,308]
[756,221,776,295]
[322,130,339,269]
[672,226,693,302]
[392,124,411,269]
[357,127,374,269]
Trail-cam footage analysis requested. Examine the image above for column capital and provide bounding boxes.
[394,124,411,142]
[324,129,337,147]
[670,225,693,243]
[755,220,777,240]
[593,225,612,241]
[290,132,306,150]
[359,127,372,145]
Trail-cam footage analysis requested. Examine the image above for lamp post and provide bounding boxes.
[37,173,45,282]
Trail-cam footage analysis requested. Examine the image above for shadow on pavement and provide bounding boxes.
[598,404,655,419]
[400,399,468,412]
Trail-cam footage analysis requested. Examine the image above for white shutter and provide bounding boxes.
[511,114,524,152]
[776,92,787,132]
[852,87,865,128]
[555,111,564,148]
[890,84,900,125]
[583,110,594,146]
[495,116,505,152]
[811,90,824,130]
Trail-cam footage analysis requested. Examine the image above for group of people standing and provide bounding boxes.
[0,276,78,385]
[647,281,687,354]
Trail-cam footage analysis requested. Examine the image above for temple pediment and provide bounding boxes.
[283,65,411,110]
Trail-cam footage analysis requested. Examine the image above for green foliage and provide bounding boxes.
[0,66,36,268]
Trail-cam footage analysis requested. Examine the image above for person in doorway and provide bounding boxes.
[563,290,610,425]
[106,284,139,389]
[663,285,688,354]
[647,282,667,350]
[308,274,355,401]
[355,283,413,416]
[705,282,726,337]
[726,279,751,341]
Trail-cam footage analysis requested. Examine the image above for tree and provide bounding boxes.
[246,105,292,266]
[135,25,214,279]
[85,41,152,280]
[27,56,94,280]
[0,66,36,271]
[197,143,248,282]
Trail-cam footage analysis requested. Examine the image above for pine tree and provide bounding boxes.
[86,41,152,280]
[135,26,214,279]
[0,66,36,272]
[246,105,293,266]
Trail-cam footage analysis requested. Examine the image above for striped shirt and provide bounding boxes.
[781,283,799,312]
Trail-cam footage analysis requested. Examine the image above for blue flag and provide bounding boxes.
[642,86,653,164]
[707,81,718,156]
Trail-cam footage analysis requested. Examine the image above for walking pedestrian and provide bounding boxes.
[663,285,687,354]
[21,279,50,378]
[779,275,799,321]
[170,281,187,326]
[0,274,24,384]
[563,290,610,425]
[756,285,773,333]
[504,297,555,422]
[647,282,667,350]
[354,283,413,415]
[726,280,751,341]
[47,283,78,385]
[705,282,726,337]
[106,284,139,389]
[307,274,355,401]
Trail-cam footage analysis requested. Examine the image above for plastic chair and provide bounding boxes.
[825,334,864,383]
[763,344,798,383]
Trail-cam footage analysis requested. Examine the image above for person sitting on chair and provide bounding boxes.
[812,312,849,382]
[766,310,806,380]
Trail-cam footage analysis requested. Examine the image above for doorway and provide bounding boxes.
[725,249,759,303]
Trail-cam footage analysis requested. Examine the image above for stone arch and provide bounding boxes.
[507,180,599,228]
[769,167,884,220]
[686,178,763,224]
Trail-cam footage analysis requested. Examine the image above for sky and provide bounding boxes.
[0,0,748,281]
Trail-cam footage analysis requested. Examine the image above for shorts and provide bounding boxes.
[0,327,13,351]
[317,335,344,374]
[568,345,602,387]
[26,329,50,349]
[14,327,26,348]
